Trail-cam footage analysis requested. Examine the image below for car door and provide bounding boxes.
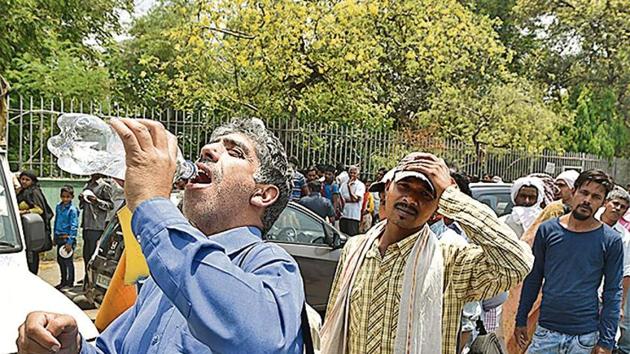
[266,203,343,314]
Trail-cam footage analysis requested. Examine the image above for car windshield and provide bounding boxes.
[0,164,21,252]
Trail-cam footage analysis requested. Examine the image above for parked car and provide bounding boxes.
[85,182,514,318]
[470,182,514,217]
[86,201,346,313]
[0,150,98,353]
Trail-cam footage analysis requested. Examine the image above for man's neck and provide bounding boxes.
[560,214,602,232]
[378,222,423,256]
[601,213,618,227]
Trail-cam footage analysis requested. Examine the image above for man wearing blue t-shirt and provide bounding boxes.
[515,169,622,354]
[321,165,341,215]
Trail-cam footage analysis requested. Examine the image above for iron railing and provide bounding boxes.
[4,94,627,184]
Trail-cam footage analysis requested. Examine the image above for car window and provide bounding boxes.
[267,207,327,245]
[474,190,513,217]
[0,179,20,249]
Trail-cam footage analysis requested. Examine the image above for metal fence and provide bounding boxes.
[4,94,629,185]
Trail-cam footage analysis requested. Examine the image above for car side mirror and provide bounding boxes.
[324,226,344,250]
[324,226,334,246]
[22,213,46,252]
[331,232,344,250]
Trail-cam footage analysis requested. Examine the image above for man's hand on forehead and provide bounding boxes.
[398,152,455,199]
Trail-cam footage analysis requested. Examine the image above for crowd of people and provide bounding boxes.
[14,117,630,354]
[13,170,118,289]
[286,156,630,354]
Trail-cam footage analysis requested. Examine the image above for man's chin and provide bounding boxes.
[571,209,591,221]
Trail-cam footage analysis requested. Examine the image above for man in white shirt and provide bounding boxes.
[596,187,630,353]
[339,165,365,236]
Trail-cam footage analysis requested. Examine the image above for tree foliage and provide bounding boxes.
[0,0,132,100]
[108,0,564,151]
[4,0,629,158]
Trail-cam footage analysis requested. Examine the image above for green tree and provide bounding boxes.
[563,86,629,158]
[6,39,111,102]
[0,0,132,98]
[420,78,566,155]
[511,0,630,156]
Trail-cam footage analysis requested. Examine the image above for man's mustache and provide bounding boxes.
[394,202,418,216]
[577,203,592,212]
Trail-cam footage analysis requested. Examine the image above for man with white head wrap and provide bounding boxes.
[554,170,580,204]
[500,177,546,238]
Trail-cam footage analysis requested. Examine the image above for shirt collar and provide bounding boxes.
[397,230,422,258]
[367,224,424,259]
[208,226,263,256]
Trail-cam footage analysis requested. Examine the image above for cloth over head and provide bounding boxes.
[511,177,545,207]
[555,170,580,190]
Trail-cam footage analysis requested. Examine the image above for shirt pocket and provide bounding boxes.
[176,330,214,353]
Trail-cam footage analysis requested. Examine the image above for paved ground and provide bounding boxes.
[38,260,99,320]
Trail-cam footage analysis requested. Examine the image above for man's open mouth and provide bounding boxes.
[190,163,213,184]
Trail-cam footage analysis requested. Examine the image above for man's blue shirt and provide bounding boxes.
[81,198,305,353]
[516,218,623,350]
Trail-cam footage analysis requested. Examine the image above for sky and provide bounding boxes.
[115,0,157,40]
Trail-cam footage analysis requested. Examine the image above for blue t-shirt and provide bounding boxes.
[321,182,339,202]
[54,202,79,246]
[298,193,335,220]
[516,218,623,349]
[290,172,306,200]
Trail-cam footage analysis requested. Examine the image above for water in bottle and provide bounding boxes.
[47,113,197,181]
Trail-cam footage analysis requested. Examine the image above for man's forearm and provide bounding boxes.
[438,186,533,279]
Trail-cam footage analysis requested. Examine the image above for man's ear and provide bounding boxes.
[251,184,280,208]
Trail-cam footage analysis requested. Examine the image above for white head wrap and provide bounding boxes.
[511,177,545,207]
[508,177,546,232]
[555,170,580,190]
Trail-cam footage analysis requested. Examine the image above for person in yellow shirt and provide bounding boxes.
[321,153,533,354]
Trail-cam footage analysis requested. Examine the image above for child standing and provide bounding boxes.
[54,185,79,289]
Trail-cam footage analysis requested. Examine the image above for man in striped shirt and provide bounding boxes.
[323,153,533,354]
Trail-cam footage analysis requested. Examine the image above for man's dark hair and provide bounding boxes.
[323,164,335,173]
[451,171,472,197]
[211,118,291,234]
[288,156,299,168]
[574,169,614,196]
[60,185,74,196]
[335,163,346,174]
[306,165,317,174]
[307,180,321,194]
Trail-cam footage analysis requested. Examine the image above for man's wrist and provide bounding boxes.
[596,340,614,351]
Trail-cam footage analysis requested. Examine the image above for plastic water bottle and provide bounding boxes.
[47,113,197,181]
